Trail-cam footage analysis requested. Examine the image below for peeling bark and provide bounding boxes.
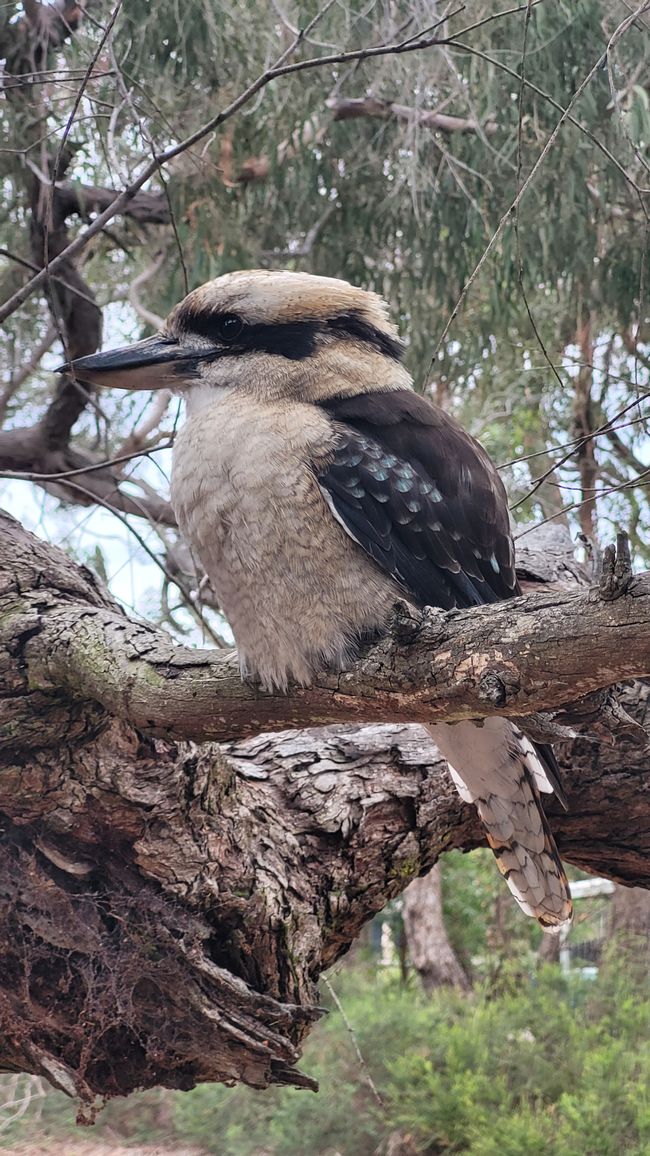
[1,513,649,1103]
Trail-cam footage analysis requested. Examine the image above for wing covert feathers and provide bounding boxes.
[315,388,571,931]
[317,390,518,610]
[427,718,572,933]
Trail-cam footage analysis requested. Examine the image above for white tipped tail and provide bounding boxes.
[427,717,572,933]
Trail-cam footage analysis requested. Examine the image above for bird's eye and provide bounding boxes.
[214,314,244,343]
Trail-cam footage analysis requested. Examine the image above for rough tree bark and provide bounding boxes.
[1,512,650,1108]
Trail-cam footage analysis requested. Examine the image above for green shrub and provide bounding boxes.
[2,965,648,1156]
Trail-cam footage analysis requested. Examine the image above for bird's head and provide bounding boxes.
[61,270,412,408]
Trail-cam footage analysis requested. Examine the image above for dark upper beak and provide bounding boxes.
[57,335,199,391]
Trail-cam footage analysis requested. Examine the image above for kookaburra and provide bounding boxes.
[63,269,572,932]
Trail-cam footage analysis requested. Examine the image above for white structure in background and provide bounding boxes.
[379,879,617,974]
[380,920,397,968]
[559,877,616,975]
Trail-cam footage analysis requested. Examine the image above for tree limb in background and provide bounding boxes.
[2,3,560,326]
[0,0,174,515]
[238,97,497,183]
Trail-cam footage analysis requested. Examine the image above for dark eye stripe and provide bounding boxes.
[175,307,404,362]
[326,313,404,361]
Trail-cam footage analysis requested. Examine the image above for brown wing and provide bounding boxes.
[317,388,568,809]
[317,389,518,611]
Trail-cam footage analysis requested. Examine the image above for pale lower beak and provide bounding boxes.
[57,335,201,391]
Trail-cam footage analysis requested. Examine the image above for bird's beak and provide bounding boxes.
[57,335,198,391]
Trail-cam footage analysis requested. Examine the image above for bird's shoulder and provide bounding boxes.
[318,387,495,474]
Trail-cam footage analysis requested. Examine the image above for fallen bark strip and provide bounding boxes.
[3,511,649,747]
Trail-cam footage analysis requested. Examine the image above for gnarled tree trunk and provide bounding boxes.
[1,512,649,1107]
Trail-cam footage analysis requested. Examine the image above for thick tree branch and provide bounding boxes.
[1,6,172,482]
[56,181,170,226]
[1,511,650,1102]
[4,511,649,746]
[0,0,84,75]
[0,433,175,524]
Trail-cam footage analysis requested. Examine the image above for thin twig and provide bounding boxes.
[0,324,57,422]
[115,391,172,462]
[448,42,650,201]
[0,247,102,310]
[0,441,174,483]
[322,976,385,1110]
[513,1,565,393]
[0,13,475,324]
[55,477,226,647]
[514,467,650,537]
[42,0,125,355]
[509,392,650,510]
[127,253,166,329]
[499,408,650,471]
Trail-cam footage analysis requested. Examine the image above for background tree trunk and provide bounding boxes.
[402,867,469,991]
[607,885,650,979]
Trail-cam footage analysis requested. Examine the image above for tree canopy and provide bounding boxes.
[2,0,649,606]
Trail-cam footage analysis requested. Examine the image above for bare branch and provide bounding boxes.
[0,13,479,325]
[4,511,649,748]
[238,96,496,185]
[127,253,166,330]
[425,0,650,376]
[0,431,176,525]
[327,95,497,135]
[114,388,172,459]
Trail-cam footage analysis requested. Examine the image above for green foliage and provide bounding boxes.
[4,966,649,1156]
[169,967,650,1156]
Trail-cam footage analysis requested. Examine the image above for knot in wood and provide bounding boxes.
[477,668,509,707]
[390,599,423,645]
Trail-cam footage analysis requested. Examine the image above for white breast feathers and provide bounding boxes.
[171,389,400,689]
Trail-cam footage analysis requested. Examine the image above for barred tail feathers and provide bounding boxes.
[426,717,572,933]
